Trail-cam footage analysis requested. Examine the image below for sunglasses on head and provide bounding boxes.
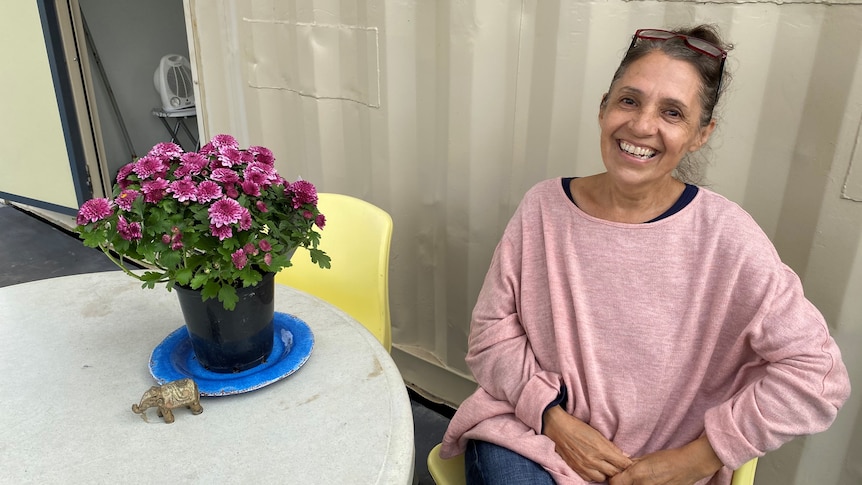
[629,29,727,94]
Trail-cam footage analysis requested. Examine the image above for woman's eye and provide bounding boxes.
[664,109,681,119]
[620,97,636,106]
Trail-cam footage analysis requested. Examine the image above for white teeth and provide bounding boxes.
[619,141,656,159]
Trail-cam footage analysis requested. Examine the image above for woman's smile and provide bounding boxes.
[618,140,658,161]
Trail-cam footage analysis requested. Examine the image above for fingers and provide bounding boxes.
[605,444,634,470]
[556,442,629,482]
[573,460,627,483]
[544,409,634,480]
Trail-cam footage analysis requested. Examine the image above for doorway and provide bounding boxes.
[76,0,195,192]
[0,0,194,218]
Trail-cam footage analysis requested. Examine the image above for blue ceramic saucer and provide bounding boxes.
[149,312,314,396]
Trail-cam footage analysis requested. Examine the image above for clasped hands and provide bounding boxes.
[542,406,723,485]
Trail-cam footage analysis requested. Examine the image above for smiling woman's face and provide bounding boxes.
[599,50,715,191]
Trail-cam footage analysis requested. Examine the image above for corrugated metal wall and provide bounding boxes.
[184,1,862,483]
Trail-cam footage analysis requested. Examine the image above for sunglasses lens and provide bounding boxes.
[686,37,722,57]
[638,29,675,40]
[635,29,724,58]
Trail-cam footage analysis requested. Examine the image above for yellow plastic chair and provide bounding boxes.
[275,193,393,352]
[427,443,758,485]
[731,457,759,485]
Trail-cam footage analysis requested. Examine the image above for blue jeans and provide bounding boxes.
[465,440,556,485]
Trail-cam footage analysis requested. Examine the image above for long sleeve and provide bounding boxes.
[465,232,564,435]
[703,264,850,469]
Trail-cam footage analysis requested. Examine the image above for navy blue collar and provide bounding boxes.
[561,177,698,223]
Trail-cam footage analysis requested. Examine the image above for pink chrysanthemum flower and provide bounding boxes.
[210,223,232,241]
[226,185,239,199]
[244,162,275,186]
[76,198,114,225]
[231,248,248,269]
[175,152,209,178]
[198,141,217,156]
[173,166,191,179]
[169,178,197,202]
[244,169,267,186]
[208,198,244,227]
[148,142,183,159]
[211,134,238,149]
[116,215,143,241]
[315,214,326,229]
[243,243,258,255]
[116,163,136,189]
[241,181,261,197]
[210,168,240,184]
[114,189,140,211]
[195,180,223,203]
[248,145,274,165]
[255,201,269,213]
[303,210,314,219]
[172,165,191,179]
[162,234,171,244]
[133,155,165,180]
[217,147,243,167]
[170,230,183,250]
[258,239,272,252]
[264,252,273,265]
[289,179,318,208]
[141,178,169,203]
[239,208,252,231]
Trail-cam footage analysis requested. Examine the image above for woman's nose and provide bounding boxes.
[629,110,659,135]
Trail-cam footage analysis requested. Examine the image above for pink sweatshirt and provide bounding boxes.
[440,179,850,484]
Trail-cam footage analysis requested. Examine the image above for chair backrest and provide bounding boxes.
[426,443,758,485]
[275,193,393,351]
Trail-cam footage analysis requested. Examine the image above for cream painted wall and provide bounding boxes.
[184,1,861,483]
[0,1,78,210]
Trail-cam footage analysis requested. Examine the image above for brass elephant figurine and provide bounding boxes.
[132,378,203,423]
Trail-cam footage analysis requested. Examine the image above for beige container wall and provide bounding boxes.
[184,1,862,483]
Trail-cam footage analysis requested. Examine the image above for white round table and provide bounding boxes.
[0,271,414,483]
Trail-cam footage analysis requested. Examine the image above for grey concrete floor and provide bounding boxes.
[0,203,453,484]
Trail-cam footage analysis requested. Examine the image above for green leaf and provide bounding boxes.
[80,230,106,248]
[190,271,209,289]
[218,284,238,311]
[309,248,331,269]
[140,271,164,282]
[239,267,263,286]
[268,253,292,270]
[174,267,193,286]
[139,271,164,289]
[159,250,182,269]
[201,280,220,302]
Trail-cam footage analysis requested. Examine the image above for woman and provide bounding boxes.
[439,25,851,485]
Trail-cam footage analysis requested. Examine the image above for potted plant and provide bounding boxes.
[76,134,330,372]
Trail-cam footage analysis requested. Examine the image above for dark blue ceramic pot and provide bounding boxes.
[174,272,275,373]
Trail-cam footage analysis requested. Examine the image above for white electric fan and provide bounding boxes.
[153,54,195,112]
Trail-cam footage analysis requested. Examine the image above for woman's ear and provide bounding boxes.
[598,93,609,121]
[689,119,717,152]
